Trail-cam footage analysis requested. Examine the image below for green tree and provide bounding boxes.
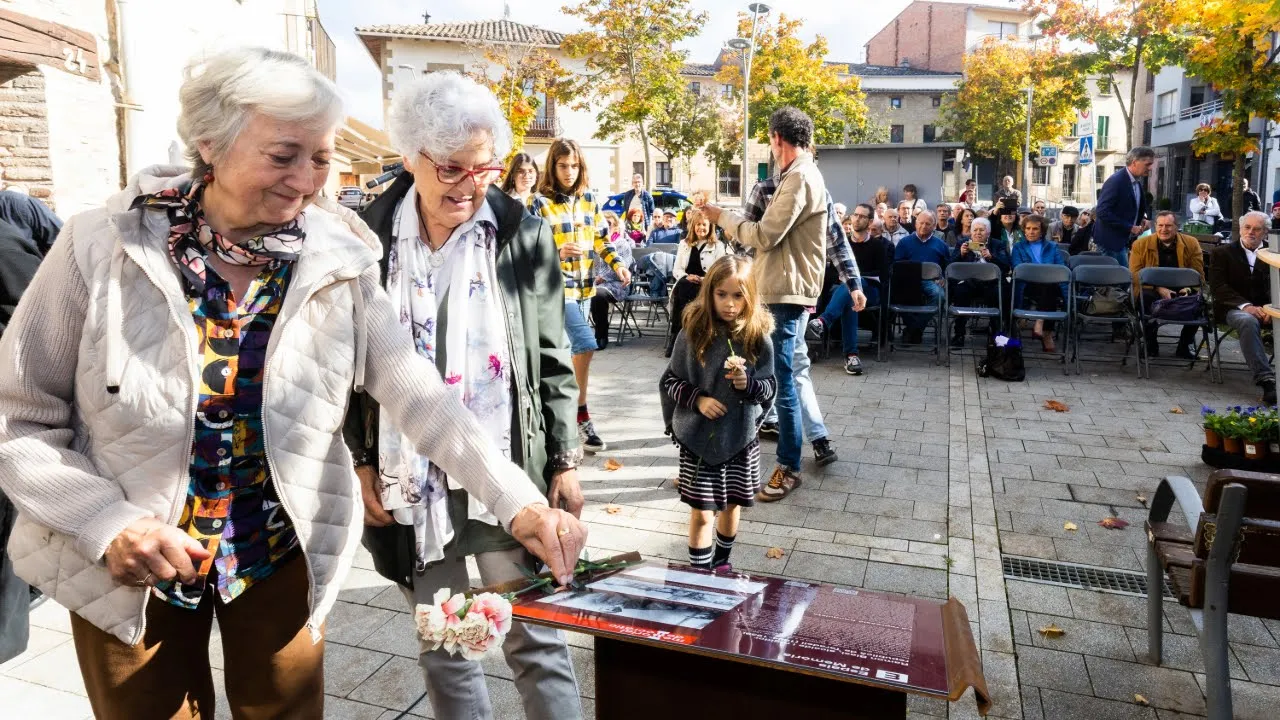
[713,13,871,146]
[648,83,723,188]
[939,37,1087,187]
[561,0,707,185]
[467,43,580,156]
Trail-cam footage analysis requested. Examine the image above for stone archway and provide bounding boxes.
[0,62,54,212]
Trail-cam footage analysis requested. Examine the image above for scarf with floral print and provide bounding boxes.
[130,179,305,292]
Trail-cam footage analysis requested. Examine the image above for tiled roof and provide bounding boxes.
[356,20,565,47]
[681,63,720,77]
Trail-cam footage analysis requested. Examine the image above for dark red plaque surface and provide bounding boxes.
[510,560,953,698]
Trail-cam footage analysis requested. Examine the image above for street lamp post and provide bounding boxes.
[727,2,770,201]
[1024,85,1033,201]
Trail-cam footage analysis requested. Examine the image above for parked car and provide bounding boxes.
[602,188,693,226]
[337,186,366,210]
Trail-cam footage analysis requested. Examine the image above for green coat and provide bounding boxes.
[345,175,580,587]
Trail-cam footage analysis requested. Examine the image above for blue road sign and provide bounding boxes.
[1078,135,1094,166]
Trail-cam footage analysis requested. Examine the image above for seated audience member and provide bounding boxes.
[1075,208,1096,250]
[591,211,639,350]
[664,207,729,356]
[903,183,928,217]
[871,186,889,209]
[833,202,847,222]
[976,207,991,218]
[648,211,683,244]
[1129,211,1204,359]
[1188,183,1222,228]
[958,178,977,207]
[1011,213,1067,352]
[1049,206,1084,253]
[893,210,950,344]
[897,200,916,233]
[841,213,856,238]
[948,206,975,248]
[1271,202,1280,231]
[871,216,885,237]
[624,206,649,244]
[993,202,1022,254]
[882,205,910,245]
[1209,211,1276,403]
[807,203,890,375]
[936,203,953,236]
[1033,199,1047,216]
[949,216,1010,346]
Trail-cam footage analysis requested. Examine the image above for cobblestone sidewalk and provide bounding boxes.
[4,330,1279,719]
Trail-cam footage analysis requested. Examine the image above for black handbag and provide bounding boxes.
[1150,293,1201,322]
[977,330,1026,382]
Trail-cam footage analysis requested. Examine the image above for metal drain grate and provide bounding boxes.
[1002,555,1174,599]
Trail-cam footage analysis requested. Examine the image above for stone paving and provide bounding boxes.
[4,325,1280,719]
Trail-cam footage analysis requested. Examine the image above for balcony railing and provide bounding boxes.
[526,117,561,139]
[1179,99,1223,121]
[1155,113,1178,127]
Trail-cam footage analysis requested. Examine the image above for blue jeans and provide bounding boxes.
[820,283,881,355]
[903,281,944,329]
[768,304,805,472]
[762,311,828,443]
[1098,247,1129,267]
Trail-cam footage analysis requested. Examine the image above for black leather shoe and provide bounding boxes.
[1261,379,1277,406]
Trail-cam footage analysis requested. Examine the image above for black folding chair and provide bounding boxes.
[943,263,1002,364]
[1011,263,1071,373]
[1135,267,1220,381]
[1066,254,1120,269]
[881,261,943,363]
[1069,265,1138,374]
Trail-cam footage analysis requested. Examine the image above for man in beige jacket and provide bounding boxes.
[700,107,833,502]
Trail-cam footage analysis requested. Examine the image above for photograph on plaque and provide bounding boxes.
[537,588,723,629]
[620,565,769,595]
[586,575,750,611]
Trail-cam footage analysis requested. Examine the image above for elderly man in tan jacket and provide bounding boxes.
[699,106,834,502]
[1129,210,1205,359]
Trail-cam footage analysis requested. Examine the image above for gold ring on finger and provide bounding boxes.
[557,527,570,537]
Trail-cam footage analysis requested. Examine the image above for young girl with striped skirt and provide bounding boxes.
[660,255,776,571]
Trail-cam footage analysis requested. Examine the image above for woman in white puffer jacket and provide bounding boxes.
[0,47,586,719]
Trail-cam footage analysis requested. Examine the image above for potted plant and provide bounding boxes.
[1202,406,1223,448]
[1241,408,1271,461]
[1221,406,1245,455]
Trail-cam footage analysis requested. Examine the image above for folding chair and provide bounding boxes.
[1069,265,1138,374]
[1135,267,1220,381]
[943,263,1002,364]
[880,261,943,363]
[1011,263,1071,373]
[1066,254,1120,269]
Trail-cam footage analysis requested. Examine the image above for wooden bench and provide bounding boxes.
[1146,469,1280,719]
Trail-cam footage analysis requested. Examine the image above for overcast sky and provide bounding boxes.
[317,0,1021,128]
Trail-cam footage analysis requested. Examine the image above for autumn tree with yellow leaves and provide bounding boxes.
[938,37,1087,189]
[469,45,581,157]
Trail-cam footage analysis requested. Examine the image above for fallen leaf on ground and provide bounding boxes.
[1064,521,1079,531]
[1133,694,1149,706]
[1038,623,1066,638]
[1170,406,1185,414]
[1098,517,1130,529]
[604,504,622,515]
[603,458,623,471]
[1044,400,1070,413]
[1136,494,1148,507]
[765,547,785,559]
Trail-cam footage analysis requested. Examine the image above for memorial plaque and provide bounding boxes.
[505,558,989,713]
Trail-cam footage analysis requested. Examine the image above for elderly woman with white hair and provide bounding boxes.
[347,72,585,719]
[0,48,587,718]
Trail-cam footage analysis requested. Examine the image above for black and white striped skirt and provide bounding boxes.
[677,439,761,511]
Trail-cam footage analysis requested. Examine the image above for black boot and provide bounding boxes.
[1261,379,1277,406]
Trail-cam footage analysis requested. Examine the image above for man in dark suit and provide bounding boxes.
[1209,211,1276,403]
[1094,146,1155,267]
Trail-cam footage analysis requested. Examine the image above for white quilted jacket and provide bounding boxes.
[0,167,545,645]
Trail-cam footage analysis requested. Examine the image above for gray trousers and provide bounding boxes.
[1226,309,1276,383]
[401,545,583,720]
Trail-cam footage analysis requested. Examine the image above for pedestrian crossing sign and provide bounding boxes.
[1078,135,1094,166]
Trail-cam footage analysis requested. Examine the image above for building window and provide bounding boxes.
[718,164,741,197]
[890,97,902,109]
[923,124,937,143]
[721,83,734,99]
[1145,69,1155,91]
[1142,118,1152,145]
[632,161,645,180]
[931,95,941,108]
[1095,163,1107,185]
[989,20,1020,39]
[688,81,701,95]
[889,125,904,143]
[1097,78,1112,96]
[656,161,672,186]
[1096,115,1110,150]
[757,162,768,180]
[1189,85,1206,108]
[1069,122,1079,137]
[1063,164,1077,198]
[1155,91,1177,125]
[1032,164,1049,185]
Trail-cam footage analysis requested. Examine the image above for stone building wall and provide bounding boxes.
[0,66,54,209]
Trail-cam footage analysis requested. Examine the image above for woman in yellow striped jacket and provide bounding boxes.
[529,138,631,454]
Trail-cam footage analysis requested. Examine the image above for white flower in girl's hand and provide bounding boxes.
[724,355,747,373]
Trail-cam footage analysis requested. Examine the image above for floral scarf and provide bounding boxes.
[130,179,305,292]
[378,185,513,569]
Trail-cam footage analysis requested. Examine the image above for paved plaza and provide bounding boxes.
[4,328,1280,719]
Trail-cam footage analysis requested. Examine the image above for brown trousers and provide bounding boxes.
[70,555,324,719]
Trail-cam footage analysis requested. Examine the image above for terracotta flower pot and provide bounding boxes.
[1245,442,1268,461]
[1204,428,1222,449]
[1223,436,1243,455]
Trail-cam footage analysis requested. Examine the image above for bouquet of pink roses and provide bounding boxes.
[414,588,513,660]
